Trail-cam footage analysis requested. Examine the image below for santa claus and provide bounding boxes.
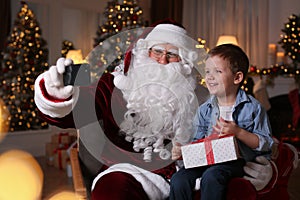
[34,19,275,199]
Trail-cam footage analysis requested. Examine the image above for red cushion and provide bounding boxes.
[91,172,149,200]
[193,178,257,200]
[227,178,257,200]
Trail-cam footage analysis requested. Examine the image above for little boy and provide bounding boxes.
[169,44,273,200]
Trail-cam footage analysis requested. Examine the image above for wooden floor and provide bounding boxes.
[36,157,75,200]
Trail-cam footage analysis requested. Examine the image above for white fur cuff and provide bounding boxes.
[34,73,80,118]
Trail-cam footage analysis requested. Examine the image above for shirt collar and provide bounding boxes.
[206,89,249,108]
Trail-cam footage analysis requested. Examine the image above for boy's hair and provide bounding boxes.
[208,44,249,81]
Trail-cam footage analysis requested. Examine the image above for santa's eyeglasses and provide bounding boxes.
[149,48,180,61]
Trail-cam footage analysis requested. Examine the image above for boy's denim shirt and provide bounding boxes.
[193,89,274,162]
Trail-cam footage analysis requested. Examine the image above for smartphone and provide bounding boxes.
[63,63,91,86]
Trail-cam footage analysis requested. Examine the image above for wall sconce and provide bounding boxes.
[216,35,238,46]
[66,49,83,64]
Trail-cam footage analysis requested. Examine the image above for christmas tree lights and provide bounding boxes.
[88,0,146,78]
[0,1,49,131]
[94,0,145,46]
[279,14,300,66]
[61,40,75,57]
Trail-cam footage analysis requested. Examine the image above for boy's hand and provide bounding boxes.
[171,142,182,160]
[214,118,259,148]
[213,117,241,136]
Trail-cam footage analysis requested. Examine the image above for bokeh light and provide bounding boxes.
[0,149,43,200]
[49,191,85,200]
[0,98,10,141]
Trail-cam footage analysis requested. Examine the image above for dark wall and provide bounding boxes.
[150,0,183,24]
[267,94,293,137]
[0,0,11,52]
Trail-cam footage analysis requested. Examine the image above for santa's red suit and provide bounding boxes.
[34,20,295,200]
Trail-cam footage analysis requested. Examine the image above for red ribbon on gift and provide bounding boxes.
[53,143,69,154]
[58,149,62,169]
[192,133,235,144]
[193,134,235,165]
[53,144,69,169]
[58,132,69,144]
[204,140,214,165]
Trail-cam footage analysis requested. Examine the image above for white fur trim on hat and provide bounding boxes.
[34,73,80,118]
[144,24,193,51]
[135,24,199,68]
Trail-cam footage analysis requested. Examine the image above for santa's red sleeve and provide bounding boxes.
[35,71,176,174]
[35,72,120,128]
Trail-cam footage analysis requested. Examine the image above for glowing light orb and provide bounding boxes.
[0,149,43,200]
[49,191,85,200]
[0,98,10,141]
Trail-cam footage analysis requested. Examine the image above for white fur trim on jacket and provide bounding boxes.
[34,73,80,118]
[91,163,170,200]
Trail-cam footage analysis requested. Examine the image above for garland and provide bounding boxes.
[246,64,300,88]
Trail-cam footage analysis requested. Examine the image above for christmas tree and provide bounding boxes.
[89,0,146,75]
[61,40,75,57]
[278,14,300,67]
[94,0,145,46]
[0,1,49,132]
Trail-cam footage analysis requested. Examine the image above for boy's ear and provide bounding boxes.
[234,71,244,85]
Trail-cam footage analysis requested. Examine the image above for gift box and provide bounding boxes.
[45,142,57,166]
[181,134,240,169]
[53,148,69,170]
[51,132,74,145]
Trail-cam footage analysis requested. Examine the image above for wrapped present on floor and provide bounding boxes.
[53,147,69,170]
[181,134,240,169]
[51,132,75,145]
[45,142,58,166]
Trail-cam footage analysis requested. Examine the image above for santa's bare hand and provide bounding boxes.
[171,143,182,160]
[44,58,74,99]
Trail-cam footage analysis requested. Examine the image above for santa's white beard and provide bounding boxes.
[114,51,198,162]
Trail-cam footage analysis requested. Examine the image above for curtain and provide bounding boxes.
[18,1,100,64]
[182,0,269,68]
[0,0,11,52]
[151,0,183,24]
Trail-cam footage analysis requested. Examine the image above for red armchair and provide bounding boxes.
[82,139,298,200]
[72,123,298,200]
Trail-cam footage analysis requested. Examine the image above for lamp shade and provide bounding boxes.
[216,35,238,46]
[66,49,83,64]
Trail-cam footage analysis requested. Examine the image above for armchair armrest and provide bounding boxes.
[70,148,87,199]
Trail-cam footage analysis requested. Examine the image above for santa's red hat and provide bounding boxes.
[123,18,198,73]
